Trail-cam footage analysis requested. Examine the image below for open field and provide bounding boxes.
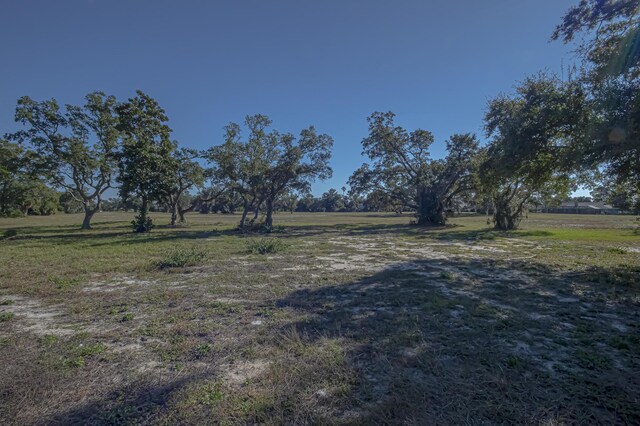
[0,212,639,424]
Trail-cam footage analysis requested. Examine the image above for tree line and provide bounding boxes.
[1,0,638,231]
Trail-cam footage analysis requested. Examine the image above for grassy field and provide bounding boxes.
[0,211,639,424]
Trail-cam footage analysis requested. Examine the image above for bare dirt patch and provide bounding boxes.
[83,275,154,293]
[0,295,75,336]
[223,359,271,386]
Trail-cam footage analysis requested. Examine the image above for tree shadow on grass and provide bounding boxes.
[45,376,197,425]
[421,228,555,241]
[40,258,639,424]
[8,227,220,246]
[270,258,640,424]
[3,217,554,248]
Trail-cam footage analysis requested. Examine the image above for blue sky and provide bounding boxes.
[0,0,579,196]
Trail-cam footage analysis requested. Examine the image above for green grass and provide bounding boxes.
[0,211,638,424]
[157,246,208,269]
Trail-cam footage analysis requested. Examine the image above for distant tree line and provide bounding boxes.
[1,0,638,230]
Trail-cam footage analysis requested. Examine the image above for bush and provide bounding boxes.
[246,237,286,255]
[132,209,154,233]
[157,246,208,269]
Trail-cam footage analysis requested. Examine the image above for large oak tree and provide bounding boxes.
[482,74,589,229]
[11,92,119,229]
[349,112,481,226]
[207,114,333,231]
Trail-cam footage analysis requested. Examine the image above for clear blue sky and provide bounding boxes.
[1,0,579,196]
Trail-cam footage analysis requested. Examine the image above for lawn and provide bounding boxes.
[0,212,639,424]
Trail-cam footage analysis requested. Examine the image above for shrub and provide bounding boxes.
[132,209,154,233]
[246,237,286,255]
[157,246,208,269]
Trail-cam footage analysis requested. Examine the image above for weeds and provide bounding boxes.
[246,237,286,255]
[198,381,224,405]
[64,342,107,368]
[607,247,627,254]
[158,246,208,269]
[193,343,211,359]
[48,275,82,290]
[0,312,15,321]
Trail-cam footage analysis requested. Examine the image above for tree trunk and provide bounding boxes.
[493,195,523,230]
[416,190,446,226]
[170,203,178,226]
[239,203,250,228]
[81,197,103,230]
[264,199,274,231]
[81,207,95,230]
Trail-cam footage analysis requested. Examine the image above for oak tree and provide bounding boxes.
[349,112,481,226]
[11,92,119,229]
[116,91,177,232]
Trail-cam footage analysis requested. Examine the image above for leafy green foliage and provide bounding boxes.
[349,112,481,225]
[10,92,119,228]
[0,139,59,217]
[482,75,587,229]
[553,0,639,200]
[206,115,333,231]
[117,91,178,232]
[552,0,639,80]
[165,148,206,225]
[131,207,154,233]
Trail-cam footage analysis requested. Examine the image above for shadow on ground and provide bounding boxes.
[39,256,640,424]
[270,259,640,423]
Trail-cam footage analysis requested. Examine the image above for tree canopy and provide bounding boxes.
[349,112,481,226]
[116,91,178,232]
[10,92,119,228]
[207,114,333,230]
[554,0,639,195]
[552,0,639,80]
[481,74,589,229]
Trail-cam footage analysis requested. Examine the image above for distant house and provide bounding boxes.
[542,201,620,215]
